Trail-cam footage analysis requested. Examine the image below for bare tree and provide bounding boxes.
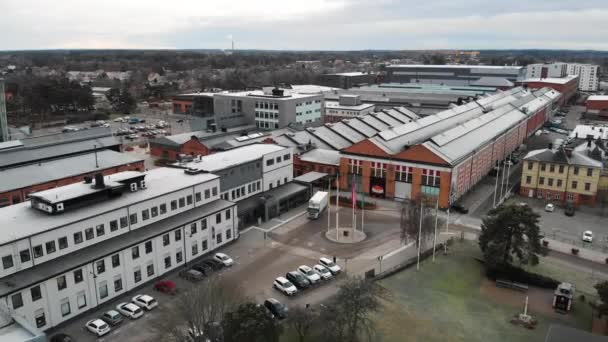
[400,196,441,247]
[155,276,243,342]
[287,306,318,342]
[318,277,388,342]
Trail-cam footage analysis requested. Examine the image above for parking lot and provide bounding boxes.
[46,205,402,341]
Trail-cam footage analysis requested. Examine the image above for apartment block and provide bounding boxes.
[567,64,600,91]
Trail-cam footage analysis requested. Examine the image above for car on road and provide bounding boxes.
[264,298,288,320]
[200,258,224,271]
[192,263,214,276]
[116,302,144,319]
[319,257,341,275]
[313,264,333,280]
[132,294,158,310]
[582,230,593,243]
[180,269,206,282]
[177,119,184,123]
[126,133,139,140]
[214,252,234,267]
[565,204,575,216]
[49,333,74,342]
[114,117,125,122]
[273,276,298,296]
[545,203,555,212]
[101,309,123,326]
[450,203,469,214]
[286,271,311,290]
[297,265,321,284]
[85,318,110,337]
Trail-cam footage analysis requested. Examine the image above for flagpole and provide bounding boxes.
[336,171,339,241]
[432,197,438,262]
[352,174,356,231]
[361,191,365,233]
[505,152,512,200]
[493,161,500,208]
[327,176,331,234]
[417,199,423,271]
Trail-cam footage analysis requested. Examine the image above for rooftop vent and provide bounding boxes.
[84,176,93,184]
[94,173,105,189]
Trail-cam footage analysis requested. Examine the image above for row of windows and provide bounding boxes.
[256,121,279,129]
[2,186,220,270]
[255,111,278,119]
[255,101,278,110]
[529,176,592,191]
[530,162,595,177]
[266,153,291,166]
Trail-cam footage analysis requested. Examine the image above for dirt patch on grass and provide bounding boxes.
[479,278,559,317]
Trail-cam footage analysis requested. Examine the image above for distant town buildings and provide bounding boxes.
[324,95,375,123]
[525,63,600,92]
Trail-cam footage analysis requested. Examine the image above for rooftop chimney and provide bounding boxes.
[564,147,573,157]
[94,173,105,189]
[84,176,93,184]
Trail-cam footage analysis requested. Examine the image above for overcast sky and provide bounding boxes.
[2,0,608,51]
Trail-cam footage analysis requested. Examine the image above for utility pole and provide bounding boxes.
[327,177,331,234]
[493,162,501,207]
[361,191,365,233]
[432,198,439,262]
[417,199,423,271]
[94,144,99,168]
[336,171,340,241]
[505,152,513,199]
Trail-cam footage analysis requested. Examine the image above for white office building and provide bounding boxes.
[567,64,600,91]
[0,165,239,332]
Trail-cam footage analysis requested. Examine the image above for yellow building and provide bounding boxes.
[520,147,602,206]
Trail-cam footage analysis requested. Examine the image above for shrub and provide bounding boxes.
[605,257,608,264]
[572,248,579,255]
[542,240,549,247]
[485,264,560,289]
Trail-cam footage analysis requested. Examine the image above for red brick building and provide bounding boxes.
[293,148,340,177]
[519,75,579,106]
[0,150,144,207]
[586,95,608,116]
[150,135,210,160]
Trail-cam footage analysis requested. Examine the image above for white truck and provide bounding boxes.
[307,191,329,219]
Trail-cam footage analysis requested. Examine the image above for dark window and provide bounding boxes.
[163,234,170,246]
[20,249,31,263]
[96,260,105,274]
[142,209,150,221]
[540,163,546,171]
[549,164,555,172]
[526,176,532,184]
[11,293,23,309]
[114,278,123,292]
[192,243,199,256]
[145,241,153,254]
[548,178,554,186]
[46,241,56,254]
[134,269,142,283]
[574,167,579,175]
[160,203,167,214]
[132,246,140,259]
[572,181,578,189]
[226,229,232,240]
[266,159,274,166]
[176,251,183,263]
[74,269,83,283]
[61,301,71,317]
[2,255,13,269]
[120,216,129,228]
[85,228,94,240]
[587,168,593,177]
[539,177,545,185]
[175,229,182,241]
[557,179,563,187]
[179,198,185,208]
[216,234,222,244]
[110,220,118,232]
[35,311,46,328]
[202,240,208,251]
[195,192,202,202]
[216,213,222,224]
[171,200,177,210]
[147,264,154,276]
[212,187,218,196]
[57,275,67,290]
[201,218,207,230]
[187,195,193,205]
[99,283,108,299]
[284,154,291,160]
[191,223,197,235]
[151,206,158,217]
[129,213,138,225]
[33,245,43,258]
[585,183,591,191]
[558,165,565,173]
[112,254,120,267]
[58,237,68,249]
[31,286,42,301]
[226,209,231,220]
[164,256,171,269]
[205,189,210,199]
[96,224,105,237]
[74,231,83,244]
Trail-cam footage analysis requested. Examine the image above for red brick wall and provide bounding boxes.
[150,138,209,161]
[293,154,338,177]
[0,161,145,207]
[587,100,608,111]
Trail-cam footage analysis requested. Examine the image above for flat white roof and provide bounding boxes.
[0,168,219,245]
[327,72,370,76]
[216,89,321,100]
[325,101,374,111]
[569,125,608,140]
[388,64,523,70]
[178,143,288,172]
[588,95,608,101]
[521,75,578,85]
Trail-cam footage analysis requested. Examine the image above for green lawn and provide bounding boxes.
[374,240,593,342]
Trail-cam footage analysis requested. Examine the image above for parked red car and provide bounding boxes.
[154,280,176,295]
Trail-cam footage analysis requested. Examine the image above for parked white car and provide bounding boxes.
[582,230,593,243]
[313,264,333,280]
[214,252,234,267]
[273,276,298,296]
[297,265,321,284]
[132,294,158,311]
[545,203,555,212]
[86,319,110,336]
[319,257,341,275]
[116,302,144,319]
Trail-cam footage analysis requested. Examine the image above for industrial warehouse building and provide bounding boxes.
[0,143,294,332]
[385,64,525,87]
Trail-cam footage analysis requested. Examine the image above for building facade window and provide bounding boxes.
[147,264,154,277]
[46,241,56,254]
[526,176,532,184]
[129,213,138,225]
[132,246,140,260]
[134,268,142,283]
[163,234,170,246]
[77,293,87,309]
[145,241,153,254]
[96,260,105,274]
[164,256,171,269]
[57,275,67,291]
[99,282,108,299]
[587,168,593,177]
[370,162,387,178]
[574,167,579,175]
[2,255,13,269]
[572,181,578,189]
[120,216,129,228]
[160,204,167,214]
[11,293,23,309]
[20,249,31,263]
[35,310,46,328]
[112,254,120,268]
[33,245,43,258]
[539,177,545,185]
[85,228,94,240]
[422,169,441,187]
[527,162,533,170]
[142,209,150,221]
[114,278,123,292]
[74,269,83,283]
[557,179,563,187]
[60,300,71,317]
[585,183,591,191]
[31,285,42,301]
[395,166,413,183]
[349,159,363,174]
[110,220,119,232]
[96,224,105,237]
[175,229,182,241]
[58,237,68,249]
[558,165,564,173]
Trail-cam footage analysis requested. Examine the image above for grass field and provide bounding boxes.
[374,240,593,342]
